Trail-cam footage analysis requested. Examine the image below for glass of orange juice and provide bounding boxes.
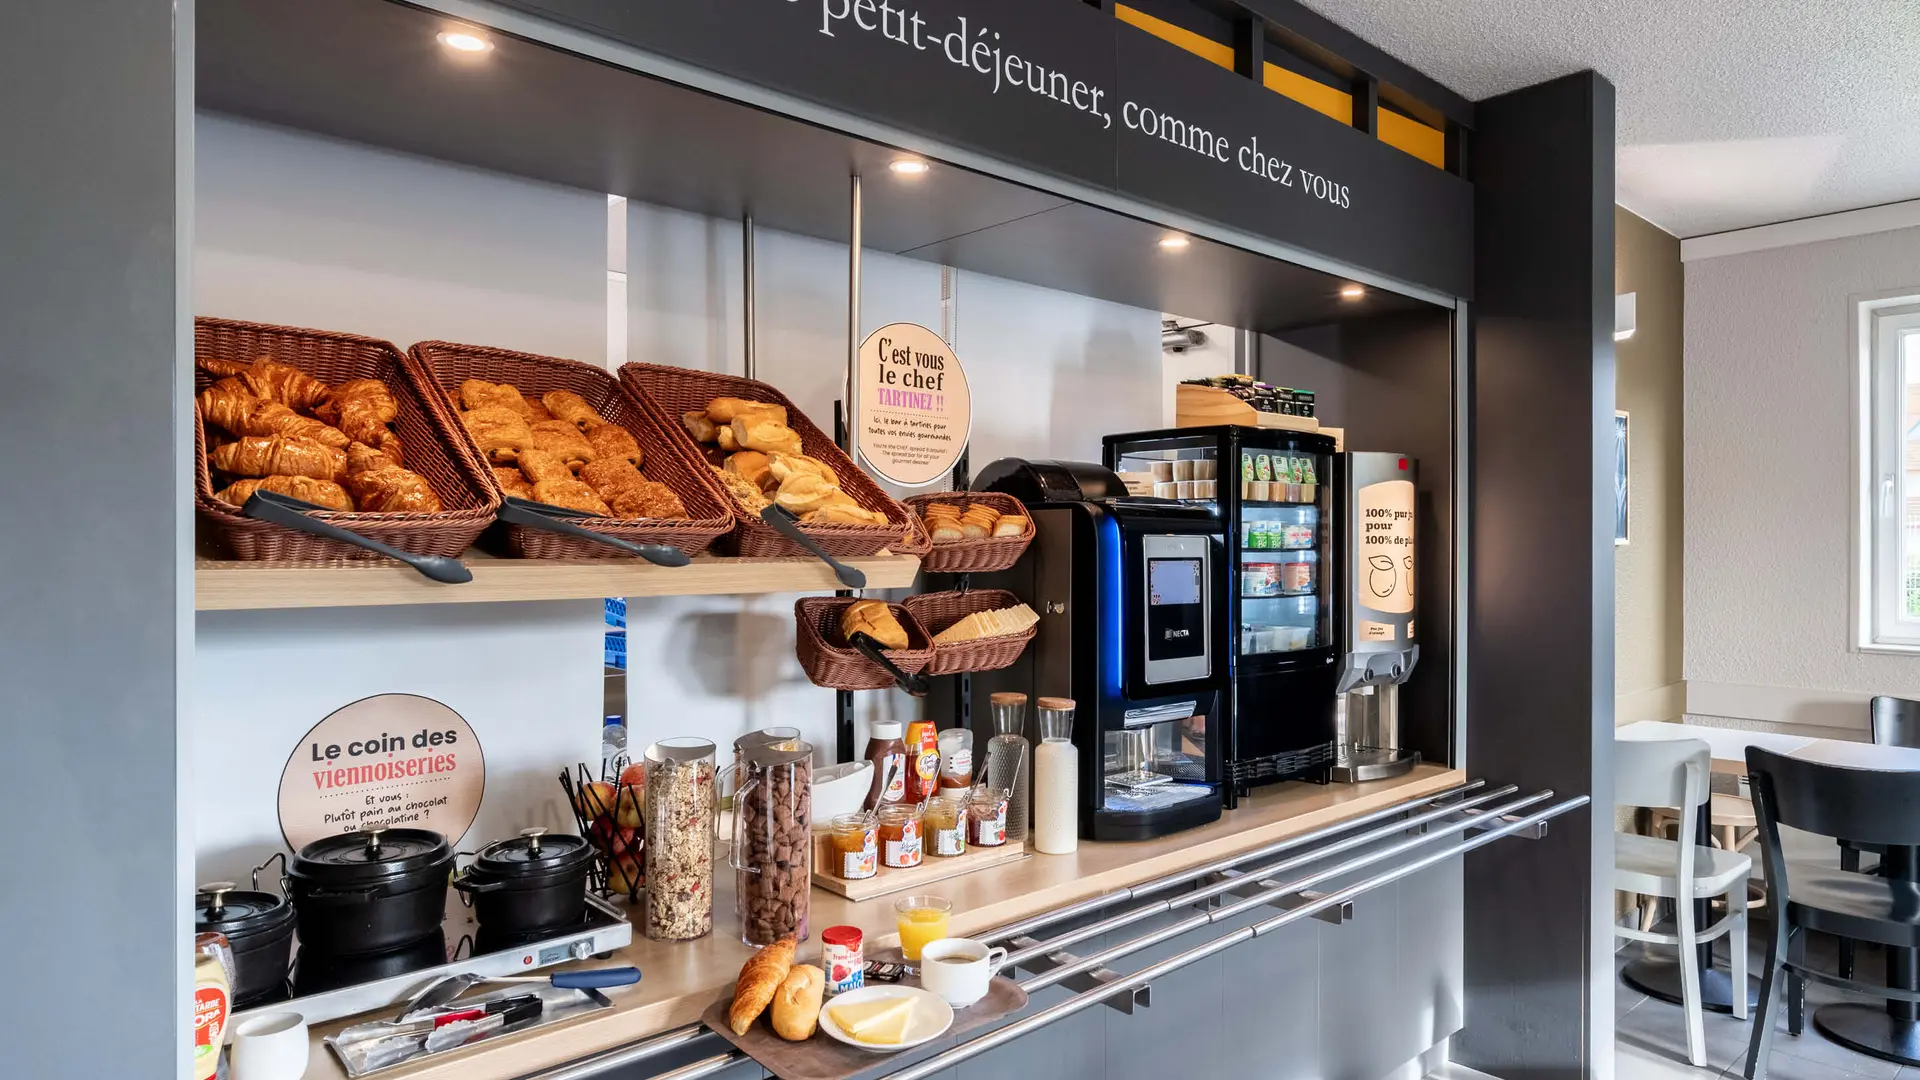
[894,894,953,962]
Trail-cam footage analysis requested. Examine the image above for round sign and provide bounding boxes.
[856,322,972,487]
[277,693,485,851]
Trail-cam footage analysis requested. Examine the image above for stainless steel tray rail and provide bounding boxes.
[511,782,1582,1080]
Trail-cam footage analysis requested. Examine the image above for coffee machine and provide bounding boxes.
[971,459,1225,841]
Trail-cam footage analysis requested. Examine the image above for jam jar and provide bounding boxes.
[966,785,1009,847]
[877,803,924,869]
[830,811,878,881]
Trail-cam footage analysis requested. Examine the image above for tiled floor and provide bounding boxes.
[1616,927,1920,1079]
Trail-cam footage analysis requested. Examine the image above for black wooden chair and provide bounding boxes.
[1744,746,1920,1079]
[1835,696,1920,981]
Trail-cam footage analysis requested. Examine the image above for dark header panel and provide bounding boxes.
[499,0,1472,298]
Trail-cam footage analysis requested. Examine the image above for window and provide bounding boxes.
[1862,297,1920,648]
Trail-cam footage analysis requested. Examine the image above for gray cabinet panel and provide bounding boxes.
[1217,909,1322,1080]
[1317,883,1410,1080]
[955,980,1105,1080]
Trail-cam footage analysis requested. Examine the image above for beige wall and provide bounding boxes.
[1615,208,1686,726]
[1683,223,1920,738]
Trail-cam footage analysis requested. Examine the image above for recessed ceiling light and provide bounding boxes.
[1339,284,1366,301]
[889,159,931,176]
[438,30,493,54]
[1159,235,1191,251]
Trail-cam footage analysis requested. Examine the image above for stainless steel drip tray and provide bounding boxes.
[1102,782,1216,814]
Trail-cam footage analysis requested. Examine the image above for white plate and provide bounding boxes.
[816,986,953,1054]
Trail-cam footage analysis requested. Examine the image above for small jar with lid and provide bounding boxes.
[830,811,878,881]
[877,803,924,869]
[966,785,1010,847]
[925,794,968,858]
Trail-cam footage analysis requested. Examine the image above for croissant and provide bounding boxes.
[492,466,535,500]
[460,378,527,415]
[461,406,532,463]
[197,381,262,434]
[541,390,602,432]
[346,440,405,474]
[516,448,575,485]
[528,420,597,466]
[210,435,347,482]
[343,466,442,513]
[585,423,642,467]
[706,397,785,425]
[317,379,398,447]
[532,477,610,516]
[580,458,642,496]
[199,356,332,412]
[728,938,797,1037]
[214,475,354,513]
[732,416,803,456]
[605,478,686,520]
[521,394,554,422]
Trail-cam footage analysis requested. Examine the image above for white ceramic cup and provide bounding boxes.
[229,1011,309,1080]
[918,937,1008,1007]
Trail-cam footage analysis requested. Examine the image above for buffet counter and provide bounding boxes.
[293,766,1464,1080]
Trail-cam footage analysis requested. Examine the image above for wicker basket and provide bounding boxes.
[794,597,934,691]
[194,318,498,562]
[409,342,736,559]
[619,362,913,558]
[902,589,1038,676]
[904,492,1035,574]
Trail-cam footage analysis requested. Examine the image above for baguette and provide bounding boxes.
[771,964,825,1041]
[728,937,797,1036]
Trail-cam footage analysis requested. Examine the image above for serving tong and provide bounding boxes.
[497,496,691,566]
[241,490,472,583]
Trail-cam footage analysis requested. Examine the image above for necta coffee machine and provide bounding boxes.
[971,459,1225,841]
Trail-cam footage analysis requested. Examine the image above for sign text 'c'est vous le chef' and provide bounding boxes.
[501,0,1473,298]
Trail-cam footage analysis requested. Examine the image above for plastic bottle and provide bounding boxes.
[601,714,628,782]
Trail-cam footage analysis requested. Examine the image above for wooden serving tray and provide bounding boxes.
[1176,383,1321,432]
[701,950,1028,1080]
[811,833,1029,901]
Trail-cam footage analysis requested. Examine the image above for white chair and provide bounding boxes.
[1615,737,1753,1066]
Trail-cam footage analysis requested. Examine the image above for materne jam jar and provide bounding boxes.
[821,925,864,996]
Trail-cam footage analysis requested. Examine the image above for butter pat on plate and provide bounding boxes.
[817,986,953,1054]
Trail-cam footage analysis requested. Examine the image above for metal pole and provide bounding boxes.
[882,796,1590,1080]
[521,1026,719,1080]
[844,174,862,455]
[742,215,756,381]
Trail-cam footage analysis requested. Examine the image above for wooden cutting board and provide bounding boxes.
[700,950,1028,1080]
[811,833,1029,901]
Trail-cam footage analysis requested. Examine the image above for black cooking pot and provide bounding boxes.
[452,827,594,936]
[288,827,453,957]
[195,879,296,1007]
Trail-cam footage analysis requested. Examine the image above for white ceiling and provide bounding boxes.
[1298,0,1920,238]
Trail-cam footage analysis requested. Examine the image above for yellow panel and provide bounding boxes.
[1262,63,1351,125]
[1114,5,1234,70]
[1379,108,1446,168]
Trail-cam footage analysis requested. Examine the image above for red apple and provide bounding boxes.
[607,855,643,898]
[573,781,617,821]
[588,818,638,856]
[615,786,644,831]
[618,763,647,791]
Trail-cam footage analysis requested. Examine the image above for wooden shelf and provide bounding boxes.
[195,551,922,611]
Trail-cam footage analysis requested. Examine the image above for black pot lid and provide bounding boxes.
[293,826,450,885]
[474,827,593,877]
[194,882,294,937]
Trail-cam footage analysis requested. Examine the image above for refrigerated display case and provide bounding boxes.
[1105,425,1341,802]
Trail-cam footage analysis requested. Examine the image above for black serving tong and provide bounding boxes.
[848,631,930,697]
[759,505,866,588]
[497,497,691,567]
[241,491,473,584]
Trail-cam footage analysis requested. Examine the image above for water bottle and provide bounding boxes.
[601,714,628,781]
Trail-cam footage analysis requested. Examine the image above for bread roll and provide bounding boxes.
[683,410,718,443]
[774,473,841,515]
[804,502,888,526]
[994,515,1030,537]
[728,937,797,1036]
[771,964,825,1041]
[715,424,740,452]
